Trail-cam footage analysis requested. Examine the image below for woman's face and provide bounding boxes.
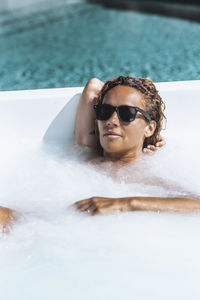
[97,85,155,162]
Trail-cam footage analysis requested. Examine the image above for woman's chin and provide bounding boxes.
[101,140,122,153]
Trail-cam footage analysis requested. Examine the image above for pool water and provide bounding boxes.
[1,0,200,91]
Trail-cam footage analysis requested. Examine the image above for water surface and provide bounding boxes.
[1,0,200,90]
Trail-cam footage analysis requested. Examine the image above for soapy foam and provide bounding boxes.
[0,136,200,299]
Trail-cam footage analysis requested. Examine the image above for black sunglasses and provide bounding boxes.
[93,104,152,123]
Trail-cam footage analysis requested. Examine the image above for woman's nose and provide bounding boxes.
[105,111,119,127]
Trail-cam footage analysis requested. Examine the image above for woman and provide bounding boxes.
[73,76,200,215]
[1,76,200,231]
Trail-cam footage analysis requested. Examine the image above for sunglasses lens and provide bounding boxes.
[95,104,114,120]
[118,106,137,122]
[94,104,138,122]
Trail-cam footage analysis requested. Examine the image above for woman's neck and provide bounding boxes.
[103,148,142,164]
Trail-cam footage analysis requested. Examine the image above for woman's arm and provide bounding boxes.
[74,78,104,147]
[73,196,200,216]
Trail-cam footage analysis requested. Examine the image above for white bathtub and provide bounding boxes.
[0,81,200,300]
[0,80,199,143]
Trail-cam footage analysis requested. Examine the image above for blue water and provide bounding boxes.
[0,1,200,91]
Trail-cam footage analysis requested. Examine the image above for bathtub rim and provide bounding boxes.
[0,80,200,101]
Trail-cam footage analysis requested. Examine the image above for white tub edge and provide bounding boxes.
[0,80,200,101]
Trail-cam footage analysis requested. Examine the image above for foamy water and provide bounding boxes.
[0,137,200,299]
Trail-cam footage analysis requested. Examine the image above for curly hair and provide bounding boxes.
[96,76,166,149]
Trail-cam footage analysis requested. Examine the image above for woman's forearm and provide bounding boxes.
[74,92,97,147]
[128,196,200,213]
[74,78,104,147]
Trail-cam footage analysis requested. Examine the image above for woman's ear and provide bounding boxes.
[144,121,157,138]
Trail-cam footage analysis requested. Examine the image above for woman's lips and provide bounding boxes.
[103,132,122,138]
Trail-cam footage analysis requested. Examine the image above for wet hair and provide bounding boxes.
[96,76,166,149]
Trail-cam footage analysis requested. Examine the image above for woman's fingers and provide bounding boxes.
[147,145,156,151]
[156,135,166,147]
[73,198,96,214]
[143,145,156,153]
[73,198,90,207]
[156,139,166,147]
[143,136,166,153]
[77,202,94,213]
[73,197,107,215]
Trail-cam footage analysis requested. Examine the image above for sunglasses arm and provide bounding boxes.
[136,107,152,122]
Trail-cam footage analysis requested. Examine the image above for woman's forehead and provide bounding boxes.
[103,85,145,107]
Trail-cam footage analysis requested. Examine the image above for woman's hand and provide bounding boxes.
[73,196,132,216]
[143,135,166,153]
[0,206,17,232]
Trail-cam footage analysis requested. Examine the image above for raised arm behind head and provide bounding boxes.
[74,78,104,147]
